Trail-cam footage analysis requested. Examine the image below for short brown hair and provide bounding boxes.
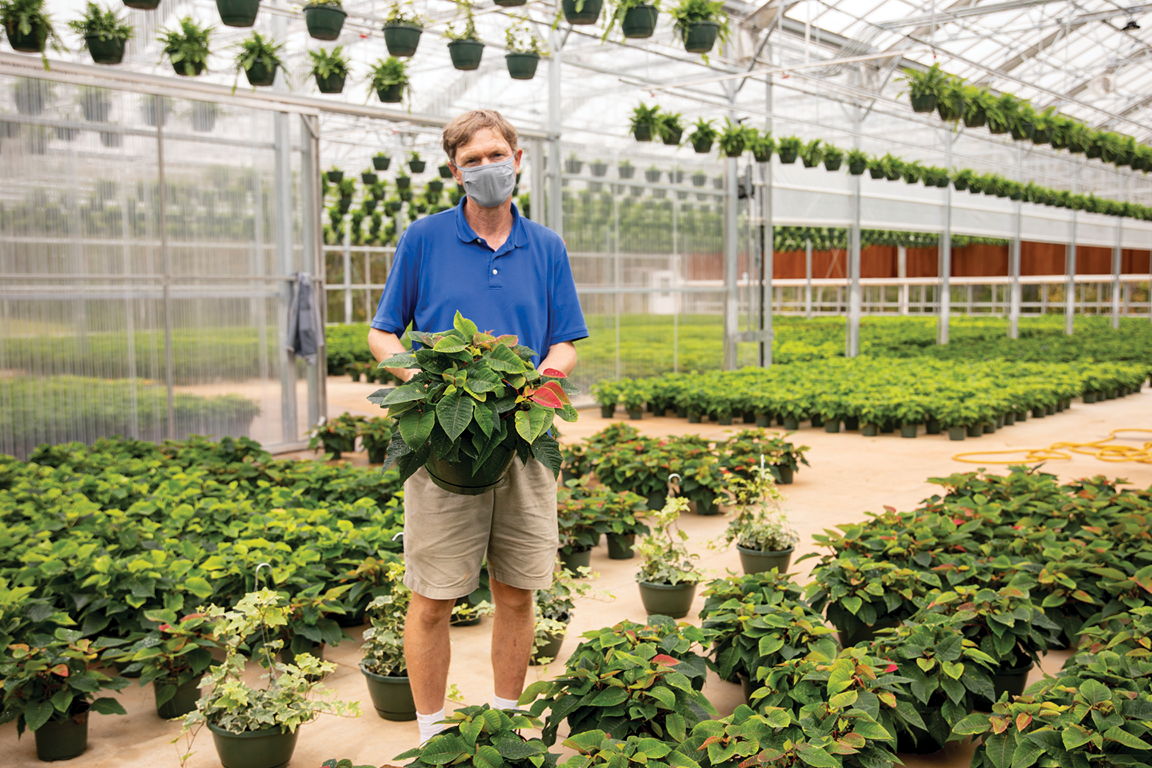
[441,110,518,165]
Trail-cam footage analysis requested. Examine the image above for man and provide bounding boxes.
[367,110,587,744]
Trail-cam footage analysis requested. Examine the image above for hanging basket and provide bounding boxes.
[692,138,713,154]
[216,0,261,27]
[87,36,125,65]
[123,0,161,7]
[632,123,653,142]
[778,148,798,164]
[909,93,937,113]
[963,109,986,129]
[495,0,528,5]
[6,21,47,53]
[377,83,404,103]
[448,39,485,71]
[244,61,278,87]
[621,5,658,38]
[172,60,206,77]
[682,21,719,54]
[315,72,345,94]
[383,23,422,57]
[373,156,392,171]
[561,0,603,25]
[304,5,346,40]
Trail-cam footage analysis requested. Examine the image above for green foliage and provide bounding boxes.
[0,0,65,60]
[360,562,408,677]
[396,705,557,768]
[520,616,715,744]
[896,62,950,98]
[443,0,480,42]
[372,312,579,484]
[308,46,350,79]
[181,589,360,734]
[369,56,410,89]
[0,627,128,736]
[721,464,797,552]
[384,0,424,26]
[506,15,546,55]
[105,606,219,706]
[629,102,661,136]
[68,2,133,43]
[158,17,212,77]
[233,31,285,78]
[668,0,730,46]
[602,0,660,40]
[636,497,701,585]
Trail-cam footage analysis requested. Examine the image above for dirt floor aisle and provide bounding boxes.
[5,387,1150,768]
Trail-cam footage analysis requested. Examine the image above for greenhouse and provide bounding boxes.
[2,0,1152,766]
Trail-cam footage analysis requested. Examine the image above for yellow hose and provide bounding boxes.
[952,429,1152,465]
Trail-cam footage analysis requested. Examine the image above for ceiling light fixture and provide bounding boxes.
[1123,18,1141,30]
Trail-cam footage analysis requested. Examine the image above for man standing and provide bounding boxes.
[367,110,587,744]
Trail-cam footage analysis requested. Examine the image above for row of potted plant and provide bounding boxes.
[306,412,394,461]
[594,357,1148,439]
[900,63,1152,172]
[625,105,1151,221]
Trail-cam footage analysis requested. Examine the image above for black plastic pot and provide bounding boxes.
[315,72,345,94]
[383,23,422,57]
[208,722,299,768]
[600,405,615,418]
[824,419,840,433]
[217,0,261,27]
[632,123,653,142]
[621,5,658,38]
[377,84,404,103]
[682,21,719,54]
[531,632,565,664]
[692,139,712,154]
[561,0,603,25]
[979,660,1034,708]
[409,158,426,173]
[963,108,986,129]
[34,703,89,761]
[172,60,206,77]
[862,424,879,436]
[778,148,798,164]
[244,61,278,87]
[361,665,417,721]
[87,36,125,65]
[638,581,697,619]
[505,52,539,80]
[304,4,346,40]
[361,171,378,184]
[495,0,528,5]
[123,0,162,7]
[900,423,918,438]
[6,21,47,53]
[848,161,866,175]
[425,447,514,496]
[395,176,411,188]
[824,157,842,171]
[937,100,965,121]
[373,156,392,171]
[607,533,635,559]
[771,464,794,485]
[662,127,683,146]
[737,545,794,575]
[325,170,344,183]
[910,93,937,113]
[448,40,484,71]
[559,546,591,574]
[645,491,666,511]
[156,675,204,719]
[948,427,966,441]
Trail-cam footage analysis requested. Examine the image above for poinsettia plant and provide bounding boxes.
[371,312,579,483]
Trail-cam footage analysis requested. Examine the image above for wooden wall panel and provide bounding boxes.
[952,244,1009,277]
[1124,249,1151,275]
[906,247,938,278]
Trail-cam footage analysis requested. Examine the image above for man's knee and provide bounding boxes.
[491,578,534,614]
[408,593,455,628]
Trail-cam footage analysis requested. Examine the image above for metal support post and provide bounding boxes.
[547,31,563,237]
[529,138,544,223]
[761,158,774,366]
[1008,144,1022,338]
[847,175,861,357]
[343,224,352,324]
[275,111,298,442]
[301,114,324,430]
[897,245,908,315]
[1066,160,1079,334]
[938,130,953,345]
[805,238,813,318]
[723,155,739,369]
[1113,210,1124,329]
[157,118,176,440]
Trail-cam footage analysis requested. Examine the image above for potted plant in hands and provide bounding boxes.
[308,46,349,93]
[520,617,715,744]
[0,627,129,761]
[233,31,285,88]
[303,0,345,40]
[776,135,803,164]
[382,0,424,57]
[180,590,360,768]
[628,102,660,141]
[688,117,717,153]
[159,18,212,77]
[635,497,702,618]
[359,564,415,721]
[897,62,949,113]
[846,147,868,175]
[1,0,63,57]
[395,705,555,766]
[109,610,218,719]
[370,56,410,103]
[669,0,729,56]
[504,15,545,80]
[371,312,578,495]
[721,464,798,574]
[444,1,483,71]
[69,2,133,65]
[307,413,363,460]
[602,0,658,40]
[717,118,749,157]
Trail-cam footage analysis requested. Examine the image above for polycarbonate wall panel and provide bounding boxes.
[0,75,320,459]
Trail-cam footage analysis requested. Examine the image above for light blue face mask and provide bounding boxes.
[458,155,517,209]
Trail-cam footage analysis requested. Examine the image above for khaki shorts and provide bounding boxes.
[402,457,559,600]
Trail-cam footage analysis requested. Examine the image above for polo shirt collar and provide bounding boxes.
[454,196,528,251]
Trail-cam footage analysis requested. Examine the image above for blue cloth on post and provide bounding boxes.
[370,198,588,364]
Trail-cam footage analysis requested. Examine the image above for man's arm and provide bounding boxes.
[538,341,578,378]
[368,328,417,383]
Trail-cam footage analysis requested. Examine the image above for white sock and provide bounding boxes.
[493,694,520,711]
[417,709,446,745]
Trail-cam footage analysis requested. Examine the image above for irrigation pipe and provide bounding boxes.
[951,429,1152,465]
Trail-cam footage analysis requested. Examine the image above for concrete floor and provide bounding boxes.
[5,385,1150,768]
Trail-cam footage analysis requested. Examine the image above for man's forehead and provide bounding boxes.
[457,130,512,157]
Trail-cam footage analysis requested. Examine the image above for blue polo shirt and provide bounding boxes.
[371,199,588,365]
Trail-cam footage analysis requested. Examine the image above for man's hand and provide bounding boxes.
[538,341,578,378]
[367,328,417,383]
